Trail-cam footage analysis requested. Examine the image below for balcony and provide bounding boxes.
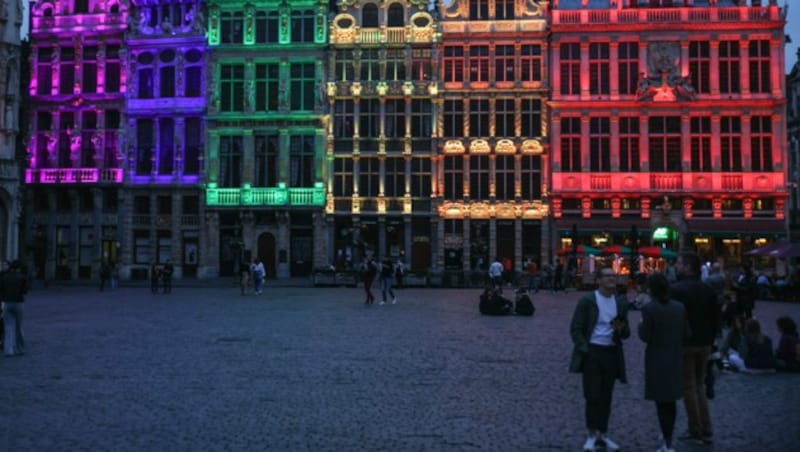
[552,172,786,194]
[552,6,779,27]
[205,182,325,207]
[25,168,123,184]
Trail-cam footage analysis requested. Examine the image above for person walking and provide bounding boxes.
[379,257,397,305]
[161,260,174,294]
[239,260,251,295]
[361,256,377,305]
[251,258,265,295]
[394,259,405,289]
[149,261,160,294]
[99,260,111,292]
[669,252,720,446]
[733,261,756,318]
[110,261,119,290]
[1,261,28,357]
[639,273,689,452]
[488,257,504,293]
[569,265,630,451]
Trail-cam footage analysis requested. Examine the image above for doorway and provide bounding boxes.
[257,232,276,278]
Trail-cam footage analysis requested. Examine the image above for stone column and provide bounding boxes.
[739,40,750,96]
[610,115,620,171]
[741,112,752,171]
[710,41,720,96]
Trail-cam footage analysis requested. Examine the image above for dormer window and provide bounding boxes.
[362,3,378,27]
[74,0,89,14]
[387,3,404,27]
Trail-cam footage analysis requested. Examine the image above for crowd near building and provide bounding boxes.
[0,0,797,283]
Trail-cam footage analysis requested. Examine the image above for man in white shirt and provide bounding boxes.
[569,266,630,451]
[488,257,504,293]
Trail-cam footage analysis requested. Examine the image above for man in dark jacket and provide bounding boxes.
[1,260,29,357]
[669,252,720,445]
[569,265,630,451]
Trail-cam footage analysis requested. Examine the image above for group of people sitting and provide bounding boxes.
[718,314,800,373]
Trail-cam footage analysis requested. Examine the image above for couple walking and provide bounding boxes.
[570,252,717,452]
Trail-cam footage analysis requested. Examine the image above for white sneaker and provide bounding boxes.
[601,435,620,451]
[583,436,596,451]
[392,298,397,304]
[379,301,385,305]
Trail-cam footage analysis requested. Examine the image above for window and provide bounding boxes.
[589,117,610,171]
[255,11,279,43]
[290,136,315,187]
[387,3,404,27]
[360,49,380,81]
[411,48,431,81]
[404,99,429,150]
[385,99,406,152]
[520,45,542,83]
[560,43,580,95]
[495,45,515,83]
[157,196,171,215]
[103,45,120,93]
[386,49,406,81]
[136,119,154,175]
[219,136,243,187]
[648,116,681,172]
[496,0,515,19]
[104,110,120,168]
[37,48,53,95]
[748,40,770,93]
[410,158,431,197]
[521,155,542,199]
[444,156,464,199]
[82,46,97,94]
[158,118,174,175]
[291,10,315,43]
[560,117,581,172]
[495,98,515,137]
[385,157,405,197]
[469,46,489,83]
[719,40,740,94]
[359,157,380,197]
[74,0,89,13]
[750,116,772,172]
[589,43,610,95]
[159,50,176,98]
[333,100,354,152]
[220,64,245,112]
[495,155,515,200]
[444,46,464,83]
[469,99,489,137]
[362,3,378,27]
[618,42,638,96]
[290,63,315,111]
[333,158,354,197]
[720,116,742,172]
[469,155,490,200]
[184,117,202,175]
[254,135,279,187]
[521,99,542,137]
[469,0,489,20]
[359,99,380,153]
[619,117,640,172]
[221,12,244,44]
[689,41,710,94]
[60,47,75,95]
[335,50,354,82]
[690,117,711,172]
[80,111,96,167]
[443,100,463,138]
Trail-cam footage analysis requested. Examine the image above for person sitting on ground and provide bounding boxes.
[729,318,776,373]
[720,315,746,370]
[775,316,800,372]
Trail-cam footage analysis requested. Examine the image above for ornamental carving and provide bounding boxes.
[495,139,516,154]
[637,42,696,102]
[469,139,490,154]
[470,202,492,219]
[520,139,543,154]
[444,140,465,154]
[495,203,517,219]
[439,201,467,218]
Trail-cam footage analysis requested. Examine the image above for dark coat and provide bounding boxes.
[569,291,630,382]
[639,299,689,401]
[0,270,28,303]
[670,277,719,347]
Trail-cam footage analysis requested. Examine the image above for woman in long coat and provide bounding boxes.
[638,272,689,452]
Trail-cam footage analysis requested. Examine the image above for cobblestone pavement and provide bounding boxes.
[1,285,799,451]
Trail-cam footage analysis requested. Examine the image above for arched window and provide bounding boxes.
[387,3,404,27]
[362,3,379,27]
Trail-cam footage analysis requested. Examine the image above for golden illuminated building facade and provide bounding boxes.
[326,1,440,272]
[437,0,549,275]
[549,0,788,264]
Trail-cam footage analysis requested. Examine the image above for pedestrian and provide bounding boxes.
[639,273,689,452]
[527,258,539,293]
[733,261,756,318]
[394,259,405,289]
[669,252,719,446]
[361,256,377,305]
[554,260,564,293]
[379,257,397,305]
[99,260,111,291]
[161,260,174,294]
[149,261,160,294]
[569,265,630,451]
[239,260,251,295]
[1,260,28,357]
[110,261,119,290]
[251,258,265,295]
[488,257,503,293]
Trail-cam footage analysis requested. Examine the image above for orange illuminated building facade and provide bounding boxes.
[438,0,550,275]
[549,0,788,264]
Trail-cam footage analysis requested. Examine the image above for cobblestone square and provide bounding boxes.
[1,286,799,451]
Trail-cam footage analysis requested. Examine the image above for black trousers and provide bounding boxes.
[582,344,619,433]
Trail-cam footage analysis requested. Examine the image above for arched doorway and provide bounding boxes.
[257,232,276,278]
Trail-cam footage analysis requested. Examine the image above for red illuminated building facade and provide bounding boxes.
[549,0,788,265]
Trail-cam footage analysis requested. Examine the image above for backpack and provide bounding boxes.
[479,290,512,316]
[514,293,535,316]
